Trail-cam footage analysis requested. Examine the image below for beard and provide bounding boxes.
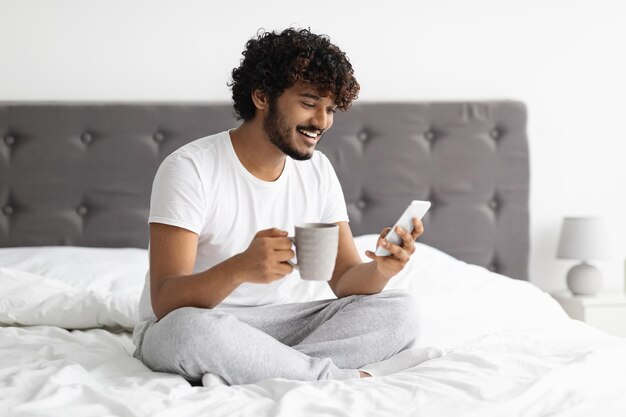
[263,101,320,161]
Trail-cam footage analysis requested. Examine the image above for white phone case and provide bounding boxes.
[374,200,431,256]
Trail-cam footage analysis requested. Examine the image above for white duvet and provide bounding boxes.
[2,237,626,416]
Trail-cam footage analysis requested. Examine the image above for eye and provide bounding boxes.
[327,108,337,114]
[302,102,315,108]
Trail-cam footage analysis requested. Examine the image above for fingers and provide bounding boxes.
[276,261,294,275]
[255,228,288,238]
[377,227,391,247]
[254,228,293,250]
[377,237,410,262]
[275,248,296,262]
[395,225,416,255]
[368,219,425,277]
[366,244,408,266]
[266,248,295,278]
[272,237,295,250]
[411,217,424,240]
[375,223,416,261]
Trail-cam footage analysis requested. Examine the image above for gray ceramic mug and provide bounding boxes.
[288,223,339,281]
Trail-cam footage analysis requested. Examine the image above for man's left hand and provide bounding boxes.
[364,217,424,279]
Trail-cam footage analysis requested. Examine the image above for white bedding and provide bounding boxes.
[2,237,626,416]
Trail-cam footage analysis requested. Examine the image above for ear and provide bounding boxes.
[251,89,270,111]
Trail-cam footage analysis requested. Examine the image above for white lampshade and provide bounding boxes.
[556,217,608,261]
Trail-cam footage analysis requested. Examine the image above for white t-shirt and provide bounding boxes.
[136,130,348,325]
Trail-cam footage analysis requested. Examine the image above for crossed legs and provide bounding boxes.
[136,289,418,385]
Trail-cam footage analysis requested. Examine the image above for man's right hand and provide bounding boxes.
[233,228,295,284]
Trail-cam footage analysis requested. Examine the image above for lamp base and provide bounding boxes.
[566,262,602,296]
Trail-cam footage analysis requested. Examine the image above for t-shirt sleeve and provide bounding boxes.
[148,153,206,235]
[319,154,349,224]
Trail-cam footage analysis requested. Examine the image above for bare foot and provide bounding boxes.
[359,371,372,378]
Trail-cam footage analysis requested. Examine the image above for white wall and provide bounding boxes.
[1,0,625,292]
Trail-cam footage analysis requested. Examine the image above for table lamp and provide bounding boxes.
[557,217,608,296]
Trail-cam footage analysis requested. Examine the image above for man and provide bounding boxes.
[133,28,423,385]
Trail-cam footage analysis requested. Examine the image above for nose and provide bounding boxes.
[311,108,331,131]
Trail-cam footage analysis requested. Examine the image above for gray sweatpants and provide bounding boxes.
[133,289,418,385]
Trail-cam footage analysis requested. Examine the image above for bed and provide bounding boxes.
[2,102,626,416]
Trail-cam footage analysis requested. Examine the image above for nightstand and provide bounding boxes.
[551,292,626,337]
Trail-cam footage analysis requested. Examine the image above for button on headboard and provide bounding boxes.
[0,101,529,280]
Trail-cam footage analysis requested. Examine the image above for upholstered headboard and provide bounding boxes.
[0,101,529,280]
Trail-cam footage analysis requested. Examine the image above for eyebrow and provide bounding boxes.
[299,93,321,100]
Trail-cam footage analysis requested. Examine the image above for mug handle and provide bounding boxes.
[287,236,299,270]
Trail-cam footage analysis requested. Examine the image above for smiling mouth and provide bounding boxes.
[297,128,321,144]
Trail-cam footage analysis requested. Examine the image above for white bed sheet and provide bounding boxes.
[2,237,626,416]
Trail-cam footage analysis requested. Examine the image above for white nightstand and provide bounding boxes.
[552,291,626,337]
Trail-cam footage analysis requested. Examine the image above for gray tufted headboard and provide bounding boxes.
[0,101,529,280]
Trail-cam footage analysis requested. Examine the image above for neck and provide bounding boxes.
[230,120,286,182]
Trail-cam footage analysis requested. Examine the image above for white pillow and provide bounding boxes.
[0,246,148,293]
[0,246,147,329]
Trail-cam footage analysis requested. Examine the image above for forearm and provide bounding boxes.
[152,255,244,320]
[332,261,391,298]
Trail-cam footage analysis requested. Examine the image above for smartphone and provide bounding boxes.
[374,200,431,256]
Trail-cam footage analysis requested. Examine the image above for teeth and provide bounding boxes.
[298,129,317,138]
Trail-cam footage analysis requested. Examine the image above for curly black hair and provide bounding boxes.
[229,28,360,121]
